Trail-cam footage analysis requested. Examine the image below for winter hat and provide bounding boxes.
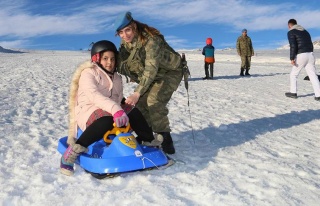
[206,38,212,45]
[114,11,133,32]
[242,29,247,33]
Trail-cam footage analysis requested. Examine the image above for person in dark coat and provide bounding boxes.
[285,19,320,101]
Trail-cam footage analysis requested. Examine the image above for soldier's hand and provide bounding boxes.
[125,92,140,106]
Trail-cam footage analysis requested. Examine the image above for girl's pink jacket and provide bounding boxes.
[67,61,123,145]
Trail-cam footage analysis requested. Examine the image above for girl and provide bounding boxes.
[60,40,154,176]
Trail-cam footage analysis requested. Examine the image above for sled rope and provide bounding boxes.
[141,156,176,170]
[140,157,159,169]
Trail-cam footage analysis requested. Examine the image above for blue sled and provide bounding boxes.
[57,130,169,175]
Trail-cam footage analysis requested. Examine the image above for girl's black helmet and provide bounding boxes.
[91,40,118,63]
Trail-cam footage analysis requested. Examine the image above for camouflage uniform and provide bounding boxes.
[118,32,183,133]
[236,35,254,69]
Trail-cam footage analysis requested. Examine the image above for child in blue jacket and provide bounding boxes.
[202,38,215,79]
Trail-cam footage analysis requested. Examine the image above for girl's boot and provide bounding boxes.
[60,144,87,176]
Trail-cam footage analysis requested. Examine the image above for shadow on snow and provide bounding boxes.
[174,109,320,172]
[187,72,287,81]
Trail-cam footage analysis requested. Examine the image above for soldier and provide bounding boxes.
[114,11,186,154]
[236,29,254,76]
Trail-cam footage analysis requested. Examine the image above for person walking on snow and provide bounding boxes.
[114,11,186,154]
[236,29,254,76]
[285,19,320,101]
[202,37,215,79]
[60,40,155,176]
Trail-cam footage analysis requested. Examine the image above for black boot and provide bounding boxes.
[245,69,250,76]
[159,132,175,154]
[240,68,244,76]
[203,64,209,79]
[285,92,297,99]
[209,66,214,79]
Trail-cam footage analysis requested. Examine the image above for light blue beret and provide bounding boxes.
[114,11,133,32]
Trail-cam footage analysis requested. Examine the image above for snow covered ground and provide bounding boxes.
[1,48,320,206]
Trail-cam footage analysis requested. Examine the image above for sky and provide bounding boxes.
[1,0,320,51]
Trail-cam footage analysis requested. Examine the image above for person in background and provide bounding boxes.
[60,40,154,176]
[285,19,320,101]
[236,29,254,76]
[114,11,186,154]
[202,37,215,80]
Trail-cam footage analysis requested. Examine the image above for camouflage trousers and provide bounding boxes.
[240,56,251,69]
[136,69,183,133]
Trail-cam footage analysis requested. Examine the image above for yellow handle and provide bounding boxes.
[103,123,131,143]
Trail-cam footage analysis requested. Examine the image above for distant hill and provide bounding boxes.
[278,40,320,50]
[0,46,25,53]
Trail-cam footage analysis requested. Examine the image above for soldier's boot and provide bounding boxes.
[245,68,250,76]
[60,144,87,176]
[158,132,175,154]
[240,68,244,76]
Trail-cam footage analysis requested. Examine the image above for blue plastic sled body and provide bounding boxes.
[57,132,169,174]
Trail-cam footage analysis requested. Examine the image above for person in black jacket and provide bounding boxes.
[285,19,320,101]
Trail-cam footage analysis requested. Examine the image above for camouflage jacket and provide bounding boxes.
[118,32,182,95]
[236,35,254,56]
